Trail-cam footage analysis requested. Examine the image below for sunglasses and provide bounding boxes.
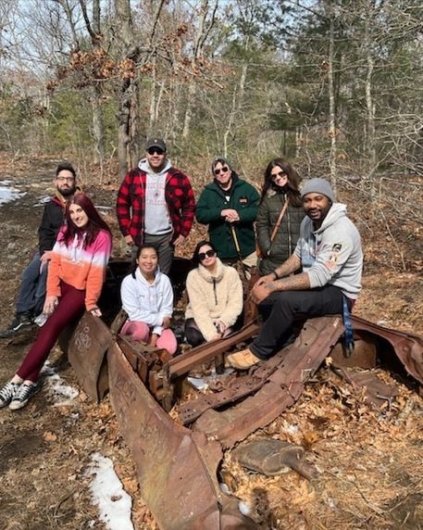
[147,147,165,155]
[214,166,229,176]
[198,249,216,261]
[271,171,287,180]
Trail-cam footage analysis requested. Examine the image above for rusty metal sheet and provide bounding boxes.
[177,345,292,425]
[351,315,423,384]
[168,321,260,378]
[333,366,398,408]
[331,333,378,369]
[67,312,114,402]
[193,316,344,448]
[108,342,257,530]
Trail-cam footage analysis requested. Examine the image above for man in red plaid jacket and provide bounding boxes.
[116,138,196,273]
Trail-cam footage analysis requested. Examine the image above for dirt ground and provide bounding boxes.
[0,157,422,530]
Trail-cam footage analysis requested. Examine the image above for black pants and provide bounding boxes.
[251,285,344,359]
[184,318,205,347]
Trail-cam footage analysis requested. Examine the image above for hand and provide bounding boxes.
[40,251,52,264]
[162,316,172,328]
[149,333,158,348]
[173,235,185,247]
[124,234,134,246]
[251,281,274,304]
[254,274,274,288]
[90,306,102,317]
[221,209,240,223]
[215,320,227,335]
[43,295,59,315]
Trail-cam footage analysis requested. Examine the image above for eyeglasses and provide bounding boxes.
[147,147,165,155]
[56,176,75,183]
[198,249,216,261]
[271,171,287,180]
[214,166,229,176]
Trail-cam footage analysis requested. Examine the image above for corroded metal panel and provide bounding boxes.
[68,312,113,402]
[108,343,257,530]
[351,315,423,384]
[193,316,344,448]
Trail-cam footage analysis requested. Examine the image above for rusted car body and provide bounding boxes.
[67,259,423,529]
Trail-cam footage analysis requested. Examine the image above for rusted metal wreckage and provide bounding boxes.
[66,259,423,530]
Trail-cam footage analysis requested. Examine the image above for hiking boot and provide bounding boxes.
[0,313,34,338]
[226,348,261,370]
[0,381,22,408]
[9,381,41,410]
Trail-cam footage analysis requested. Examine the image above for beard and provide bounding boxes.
[60,186,76,197]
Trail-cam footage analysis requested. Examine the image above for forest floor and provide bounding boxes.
[0,155,421,530]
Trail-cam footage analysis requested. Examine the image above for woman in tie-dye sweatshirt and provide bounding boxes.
[0,193,112,410]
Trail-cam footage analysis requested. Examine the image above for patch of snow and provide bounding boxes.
[40,363,79,406]
[187,376,209,391]
[238,500,252,516]
[0,183,26,205]
[283,424,299,435]
[187,367,235,393]
[38,195,51,205]
[85,453,134,530]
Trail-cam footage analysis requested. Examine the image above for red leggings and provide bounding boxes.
[17,282,86,382]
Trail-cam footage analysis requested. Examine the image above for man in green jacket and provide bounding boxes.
[196,158,260,268]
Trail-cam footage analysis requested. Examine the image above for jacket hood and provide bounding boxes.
[314,202,347,234]
[138,157,172,177]
[266,185,288,198]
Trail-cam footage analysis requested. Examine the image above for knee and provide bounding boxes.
[184,326,204,347]
[158,330,178,355]
[121,320,150,342]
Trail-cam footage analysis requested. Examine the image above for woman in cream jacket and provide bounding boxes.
[184,240,243,346]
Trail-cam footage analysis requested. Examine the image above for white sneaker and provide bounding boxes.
[9,381,41,410]
[0,381,21,408]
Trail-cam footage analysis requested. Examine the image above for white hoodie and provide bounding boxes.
[138,157,172,235]
[294,203,363,299]
[121,268,174,335]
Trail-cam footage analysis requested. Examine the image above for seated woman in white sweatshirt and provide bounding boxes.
[120,245,177,355]
[184,240,243,347]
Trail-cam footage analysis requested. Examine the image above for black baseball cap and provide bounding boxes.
[145,137,167,152]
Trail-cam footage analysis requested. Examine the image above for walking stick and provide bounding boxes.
[230,224,248,280]
[230,224,258,323]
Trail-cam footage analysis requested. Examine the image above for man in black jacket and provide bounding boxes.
[0,162,77,338]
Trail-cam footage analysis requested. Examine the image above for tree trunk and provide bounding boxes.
[327,1,337,195]
[364,9,376,182]
[114,0,140,178]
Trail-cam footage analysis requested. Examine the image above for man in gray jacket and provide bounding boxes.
[227,178,363,369]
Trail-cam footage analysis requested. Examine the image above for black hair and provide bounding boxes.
[261,158,302,207]
[192,240,218,267]
[56,161,76,179]
[131,244,159,278]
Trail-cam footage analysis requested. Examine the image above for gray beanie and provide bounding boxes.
[301,178,335,202]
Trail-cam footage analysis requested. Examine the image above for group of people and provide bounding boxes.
[0,136,363,410]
